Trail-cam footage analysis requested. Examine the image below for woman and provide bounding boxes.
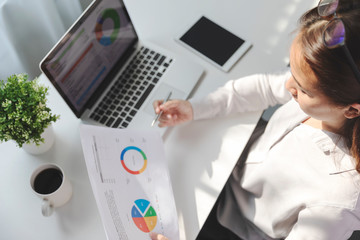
[151,0,360,239]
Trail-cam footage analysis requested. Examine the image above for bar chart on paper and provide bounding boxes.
[79,125,179,240]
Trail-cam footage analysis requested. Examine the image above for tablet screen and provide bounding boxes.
[179,16,245,66]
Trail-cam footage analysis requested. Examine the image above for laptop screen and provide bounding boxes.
[40,0,137,117]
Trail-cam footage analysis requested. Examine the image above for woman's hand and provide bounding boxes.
[149,232,169,240]
[152,99,193,127]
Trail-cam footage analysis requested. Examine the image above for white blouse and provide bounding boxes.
[189,71,360,239]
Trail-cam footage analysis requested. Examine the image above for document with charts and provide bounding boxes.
[79,124,179,240]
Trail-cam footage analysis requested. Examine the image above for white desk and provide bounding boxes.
[0,0,316,239]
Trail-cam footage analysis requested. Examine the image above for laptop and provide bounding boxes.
[39,0,203,133]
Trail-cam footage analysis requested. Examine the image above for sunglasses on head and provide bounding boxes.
[318,0,360,84]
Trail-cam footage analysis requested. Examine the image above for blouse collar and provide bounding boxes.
[301,123,356,175]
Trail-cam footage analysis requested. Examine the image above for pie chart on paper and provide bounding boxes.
[131,199,157,233]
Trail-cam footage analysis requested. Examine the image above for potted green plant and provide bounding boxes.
[0,73,59,154]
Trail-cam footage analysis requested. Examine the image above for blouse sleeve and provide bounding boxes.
[189,71,292,120]
[285,205,358,240]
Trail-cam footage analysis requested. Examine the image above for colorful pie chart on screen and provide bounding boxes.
[120,146,147,174]
[95,8,120,46]
[131,199,157,233]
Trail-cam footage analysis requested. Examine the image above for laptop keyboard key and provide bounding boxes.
[134,83,155,109]
[157,56,165,65]
[106,117,115,127]
[130,110,137,116]
[113,118,122,128]
[100,116,108,124]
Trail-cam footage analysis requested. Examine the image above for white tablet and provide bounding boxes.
[177,16,252,72]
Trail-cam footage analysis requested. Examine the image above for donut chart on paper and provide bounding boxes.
[95,8,120,46]
[120,146,147,174]
[131,199,157,232]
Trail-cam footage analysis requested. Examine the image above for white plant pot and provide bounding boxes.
[22,125,55,155]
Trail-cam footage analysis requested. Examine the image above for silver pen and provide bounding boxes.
[151,91,172,127]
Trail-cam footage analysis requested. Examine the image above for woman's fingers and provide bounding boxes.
[153,100,163,114]
[158,114,178,127]
[149,232,169,240]
[152,99,193,127]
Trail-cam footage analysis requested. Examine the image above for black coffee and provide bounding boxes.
[34,168,63,194]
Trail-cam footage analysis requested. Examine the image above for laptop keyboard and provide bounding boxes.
[89,47,173,128]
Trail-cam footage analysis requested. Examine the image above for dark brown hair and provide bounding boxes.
[298,0,360,173]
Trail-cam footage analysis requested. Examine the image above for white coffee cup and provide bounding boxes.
[30,163,73,216]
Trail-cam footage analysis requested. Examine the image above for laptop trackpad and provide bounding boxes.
[143,83,186,116]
